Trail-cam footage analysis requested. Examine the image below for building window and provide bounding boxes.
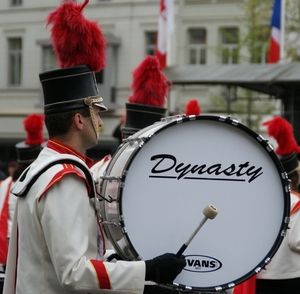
[220,27,239,64]
[11,0,22,6]
[188,28,207,64]
[8,38,22,86]
[145,32,157,55]
[42,45,57,71]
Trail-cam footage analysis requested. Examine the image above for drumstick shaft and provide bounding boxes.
[176,216,208,257]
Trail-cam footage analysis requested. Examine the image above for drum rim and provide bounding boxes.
[115,115,291,292]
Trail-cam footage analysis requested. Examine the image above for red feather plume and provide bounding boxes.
[185,99,201,116]
[46,0,106,72]
[24,114,44,145]
[262,116,300,155]
[128,55,171,107]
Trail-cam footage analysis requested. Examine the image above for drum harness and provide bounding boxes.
[10,154,115,220]
[11,154,125,263]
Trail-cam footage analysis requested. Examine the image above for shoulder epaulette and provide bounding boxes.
[11,154,95,198]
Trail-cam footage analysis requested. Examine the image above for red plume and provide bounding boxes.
[128,55,171,107]
[262,116,300,155]
[24,114,44,145]
[185,99,201,116]
[46,0,106,72]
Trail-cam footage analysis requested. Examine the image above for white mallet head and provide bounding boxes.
[203,204,218,219]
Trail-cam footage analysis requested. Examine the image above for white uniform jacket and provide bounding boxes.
[257,191,300,280]
[3,140,145,294]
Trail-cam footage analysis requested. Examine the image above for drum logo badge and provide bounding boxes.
[149,154,263,183]
[184,255,222,273]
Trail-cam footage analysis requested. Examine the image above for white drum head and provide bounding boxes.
[105,116,290,292]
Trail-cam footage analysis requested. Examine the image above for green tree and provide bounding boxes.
[238,0,273,63]
[285,0,300,61]
[212,0,279,131]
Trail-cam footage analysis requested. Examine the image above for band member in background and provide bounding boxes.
[233,116,300,294]
[3,2,185,294]
[91,54,169,189]
[0,113,44,293]
[184,99,201,116]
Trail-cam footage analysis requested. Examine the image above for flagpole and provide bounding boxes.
[280,0,285,62]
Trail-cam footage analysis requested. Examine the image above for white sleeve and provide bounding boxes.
[7,192,17,238]
[287,193,300,252]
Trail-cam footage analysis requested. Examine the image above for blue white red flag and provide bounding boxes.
[268,0,281,63]
[155,0,174,70]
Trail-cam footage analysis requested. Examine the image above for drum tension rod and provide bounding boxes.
[96,191,114,203]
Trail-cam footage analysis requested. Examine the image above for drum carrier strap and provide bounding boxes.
[11,154,96,198]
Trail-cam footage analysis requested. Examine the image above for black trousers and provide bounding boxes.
[144,285,176,293]
[256,277,300,294]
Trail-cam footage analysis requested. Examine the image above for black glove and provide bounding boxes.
[145,253,186,284]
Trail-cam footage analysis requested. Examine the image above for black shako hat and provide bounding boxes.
[39,65,107,115]
[15,142,42,165]
[122,103,167,137]
[279,152,299,175]
[122,55,170,137]
[40,0,108,115]
[15,114,45,165]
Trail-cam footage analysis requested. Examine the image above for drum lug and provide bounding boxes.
[123,137,146,147]
[255,266,262,273]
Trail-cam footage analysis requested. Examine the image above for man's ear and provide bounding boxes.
[74,113,84,130]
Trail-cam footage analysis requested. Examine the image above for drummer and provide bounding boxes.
[232,116,300,294]
[3,2,185,294]
[256,117,300,294]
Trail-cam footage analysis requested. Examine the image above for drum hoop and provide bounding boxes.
[115,115,290,292]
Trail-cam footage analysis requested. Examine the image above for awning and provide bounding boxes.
[163,62,300,100]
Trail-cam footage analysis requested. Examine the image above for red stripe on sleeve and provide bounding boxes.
[38,164,91,201]
[291,200,300,216]
[90,260,111,289]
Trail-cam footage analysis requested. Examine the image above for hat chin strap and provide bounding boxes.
[84,97,100,140]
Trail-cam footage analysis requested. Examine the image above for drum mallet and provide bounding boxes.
[176,204,218,257]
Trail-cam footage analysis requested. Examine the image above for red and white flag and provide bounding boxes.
[155,0,174,70]
[268,0,281,63]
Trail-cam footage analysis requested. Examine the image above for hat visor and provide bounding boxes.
[94,101,108,112]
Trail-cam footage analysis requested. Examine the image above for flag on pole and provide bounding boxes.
[268,0,281,63]
[155,0,174,70]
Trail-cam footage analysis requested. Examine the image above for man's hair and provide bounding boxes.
[45,107,90,137]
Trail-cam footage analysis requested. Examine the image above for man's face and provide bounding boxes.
[82,105,103,150]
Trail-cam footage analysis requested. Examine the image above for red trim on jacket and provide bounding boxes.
[0,197,8,263]
[90,260,111,289]
[47,139,94,168]
[38,164,91,202]
[291,191,300,216]
[0,178,13,264]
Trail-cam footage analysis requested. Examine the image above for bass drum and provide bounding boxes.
[99,115,290,293]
